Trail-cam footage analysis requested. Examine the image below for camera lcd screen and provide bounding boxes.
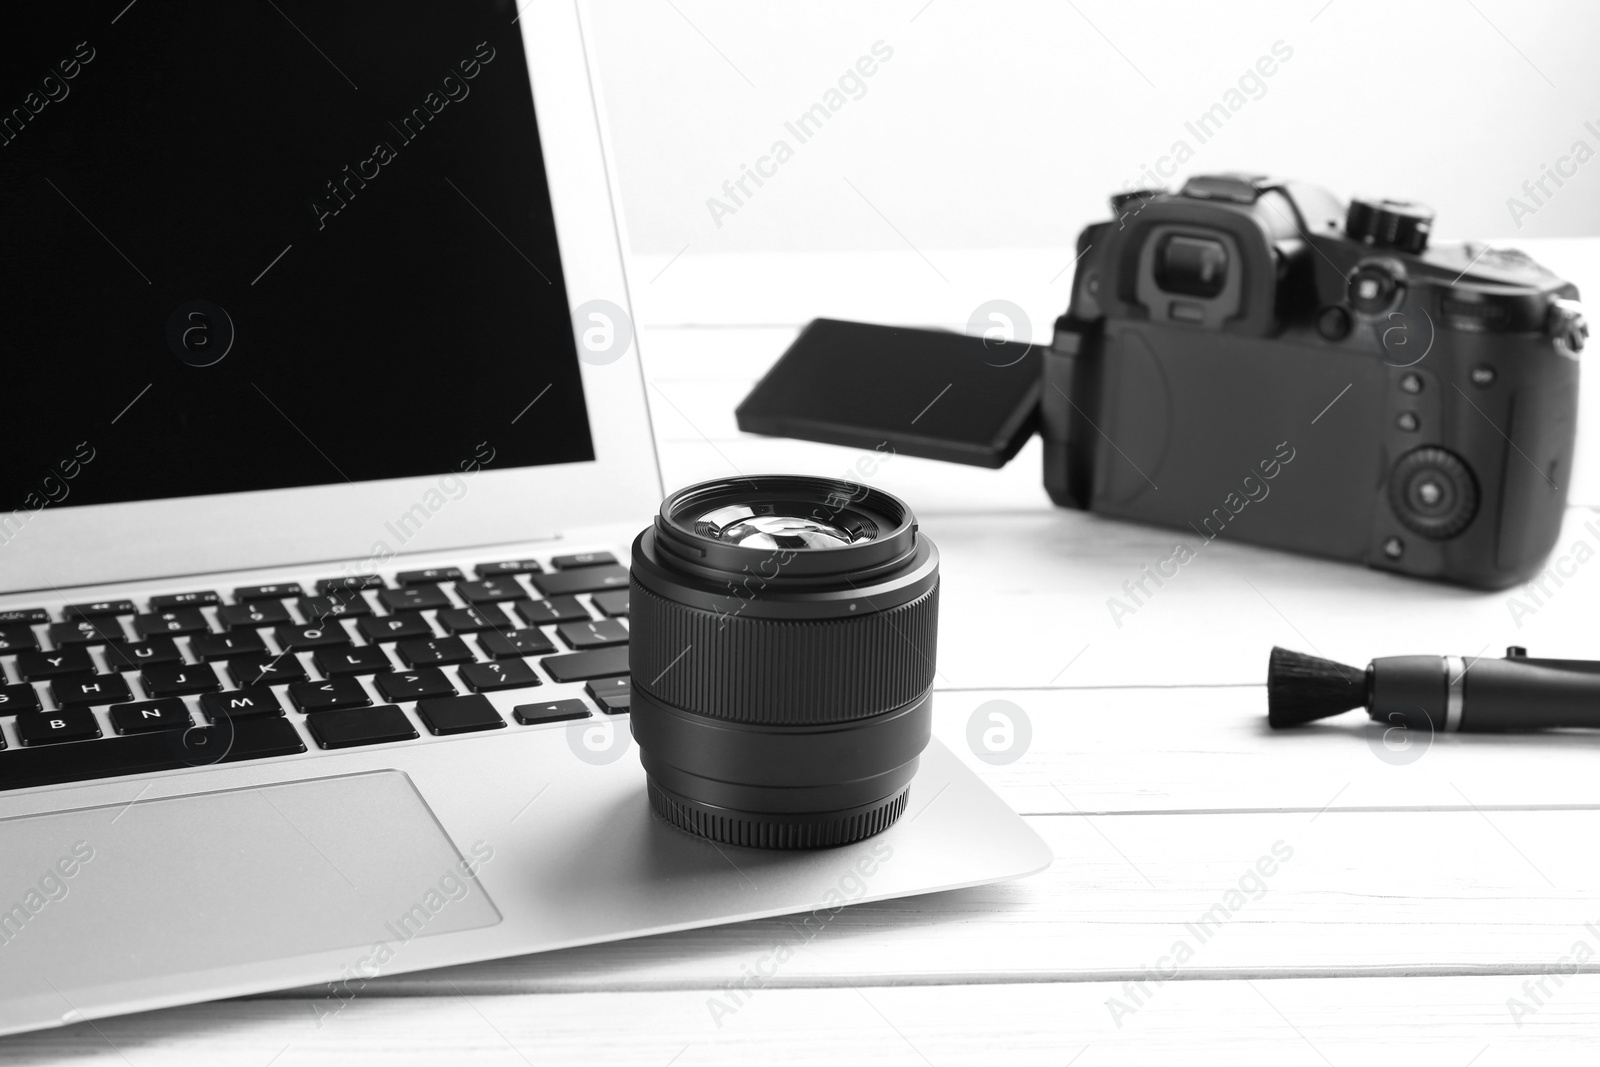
[1,1,593,512]
[736,319,1041,469]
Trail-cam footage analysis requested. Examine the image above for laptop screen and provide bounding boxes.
[2,1,594,514]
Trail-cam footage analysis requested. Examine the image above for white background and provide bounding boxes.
[587,0,1600,262]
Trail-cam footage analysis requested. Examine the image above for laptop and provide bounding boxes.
[0,0,1051,1037]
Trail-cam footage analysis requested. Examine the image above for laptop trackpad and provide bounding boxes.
[0,770,499,1018]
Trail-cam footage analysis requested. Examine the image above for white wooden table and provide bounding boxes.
[7,242,1599,1064]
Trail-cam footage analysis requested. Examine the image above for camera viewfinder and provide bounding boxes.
[1156,234,1230,298]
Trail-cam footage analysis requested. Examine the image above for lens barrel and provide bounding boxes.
[629,476,940,849]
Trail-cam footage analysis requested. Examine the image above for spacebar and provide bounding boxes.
[0,718,307,792]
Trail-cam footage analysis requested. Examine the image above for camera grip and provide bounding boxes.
[1041,319,1099,510]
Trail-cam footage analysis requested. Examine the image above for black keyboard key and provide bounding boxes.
[475,559,542,578]
[17,646,95,681]
[228,653,307,687]
[234,583,303,601]
[314,645,393,677]
[557,618,629,650]
[513,596,591,626]
[528,565,629,597]
[396,568,464,585]
[316,575,385,594]
[396,636,474,668]
[149,590,220,610]
[0,608,50,625]
[49,618,124,646]
[592,590,629,617]
[297,595,372,622]
[552,551,617,570]
[132,608,210,638]
[51,673,133,707]
[0,624,40,653]
[274,623,351,651]
[191,630,267,662]
[290,676,371,713]
[357,614,434,643]
[514,699,590,725]
[459,659,541,692]
[109,698,192,734]
[104,635,185,669]
[454,578,524,605]
[141,662,222,698]
[373,668,457,702]
[478,628,555,658]
[0,716,306,791]
[541,646,630,684]
[199,687,284,722]
[380,585,452,613]
[416,694,505,735]
[214,716,307,759]
[307,704,418,749]
[436,606,507,635]
[16,708,102,745]
[63,600,135,621]
[0,683,42,715]
[585,676,632,714]
[217,601,293,630]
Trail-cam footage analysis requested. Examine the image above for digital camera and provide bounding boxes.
[736,173,1587,590]
[1042,173,1585,588]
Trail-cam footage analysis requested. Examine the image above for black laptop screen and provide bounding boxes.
[1,1,595,513]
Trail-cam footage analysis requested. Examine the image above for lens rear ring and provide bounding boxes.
[629,575,939,726]
[646,779,912,850]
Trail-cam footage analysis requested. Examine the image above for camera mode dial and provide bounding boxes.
[1388,446,1478,540]
[1346,197,1434,254]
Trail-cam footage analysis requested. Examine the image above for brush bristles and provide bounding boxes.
[1267,647,1369,729]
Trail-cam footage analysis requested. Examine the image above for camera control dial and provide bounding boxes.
[1547,298,1588,356]
[1388,447,1478,540]
[1346,197,1435,254]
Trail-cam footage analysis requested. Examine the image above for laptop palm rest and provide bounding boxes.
[0,771,499,1030]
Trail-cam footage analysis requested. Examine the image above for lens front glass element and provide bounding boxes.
[693,503,879,550]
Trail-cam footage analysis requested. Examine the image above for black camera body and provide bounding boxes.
[736,173,1587,590]
[1042,174,1585,589]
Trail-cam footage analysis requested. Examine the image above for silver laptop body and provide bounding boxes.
[0,0,1050,1037]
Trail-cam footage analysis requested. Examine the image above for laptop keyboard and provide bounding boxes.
[0,551,630,792]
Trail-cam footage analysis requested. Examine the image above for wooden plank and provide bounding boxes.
[9,976,1596,1065]
[920,503,1600,690]
[308,806,1600,995]
[928,686,1600,815]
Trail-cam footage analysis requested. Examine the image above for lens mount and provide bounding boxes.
[629,476,939,848]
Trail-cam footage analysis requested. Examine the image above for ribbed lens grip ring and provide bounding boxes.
[629,578,939,726]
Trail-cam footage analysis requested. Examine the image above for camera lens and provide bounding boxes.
[1155,234,1230,298]
[629,476,940,849]
[1388,447,1478,540]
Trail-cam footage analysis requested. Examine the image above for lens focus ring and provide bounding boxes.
[629,578,939,726]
